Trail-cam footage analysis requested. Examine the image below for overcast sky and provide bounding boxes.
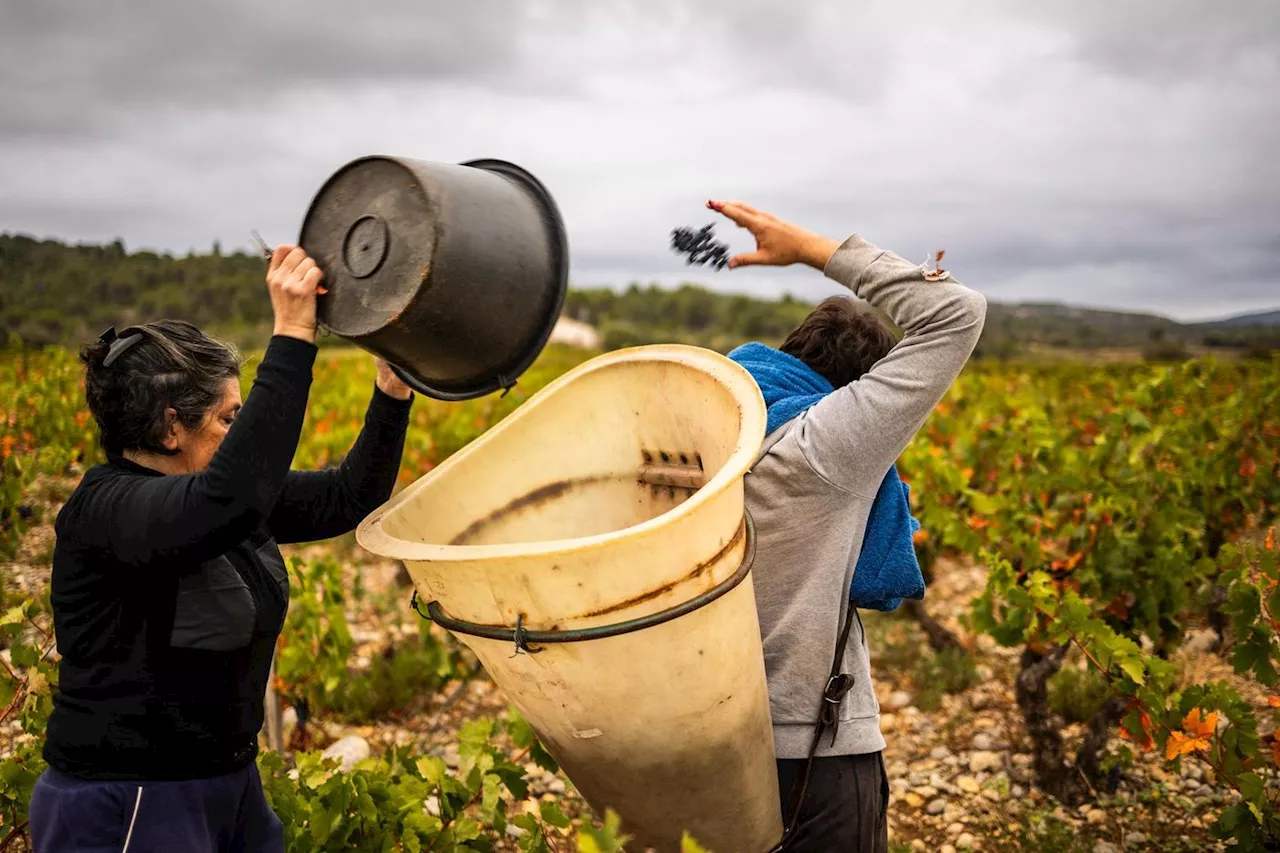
[2,1,1277,321]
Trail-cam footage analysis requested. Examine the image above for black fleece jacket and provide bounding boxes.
[45,335,411,780]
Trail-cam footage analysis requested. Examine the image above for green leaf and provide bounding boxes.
[1236,772,1265,802]
[416,756,446,785]
[507,709,537,749]
[310,805,336,844]
[539,800,571,829]
[530,741,559,774]
[513,814,540,833]
[356,788,378,824]
[404,810,442,834]
[453,817,482,843]
[303,763,331,790]
[1232,641,1269,678]
[966,490,998,515]
[480,772,504,823]
[459,718,495,749]
[1118,658,1146,686]
[576,809,628,853]
[9,643,38,668]
[1217,802,1242,833]
[513,814,546,853]
[491,763,529,801]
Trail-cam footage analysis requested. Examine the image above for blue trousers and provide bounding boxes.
[29,763,284,853]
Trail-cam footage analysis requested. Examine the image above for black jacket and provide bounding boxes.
[45,336,411,780]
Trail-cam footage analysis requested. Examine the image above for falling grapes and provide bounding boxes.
[670,224,730,270]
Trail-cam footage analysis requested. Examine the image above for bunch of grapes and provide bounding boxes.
[670,224,730,270]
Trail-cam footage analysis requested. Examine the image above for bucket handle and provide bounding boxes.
[409,511,756,655]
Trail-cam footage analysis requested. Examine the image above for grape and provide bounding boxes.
[670,223,730,271]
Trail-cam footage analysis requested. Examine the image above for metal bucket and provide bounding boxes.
[299,156,569,401]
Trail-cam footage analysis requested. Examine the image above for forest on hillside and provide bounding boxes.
[0,233,820,353]
[2,233,1276,357]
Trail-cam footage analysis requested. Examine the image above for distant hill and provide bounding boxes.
[1,232,1276,358]
[962,301,1279,357]
[981,302,1183,347]
[1195,309,1280,329]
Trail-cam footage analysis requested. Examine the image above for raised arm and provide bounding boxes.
[798,237,985,494]
[79,336,316,564]
[710,200,986,496]
[268,365,412,545]
[64,245,325,565]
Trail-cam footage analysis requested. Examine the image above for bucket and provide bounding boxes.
[357,345,782,852]
[299,156,568,401]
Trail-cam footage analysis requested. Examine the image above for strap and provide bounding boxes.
[769,602,859,852]
[410,514,755,655]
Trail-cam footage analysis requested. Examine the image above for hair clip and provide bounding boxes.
[102,326,145,367]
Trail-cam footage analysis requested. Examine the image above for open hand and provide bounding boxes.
[707,200,841,271]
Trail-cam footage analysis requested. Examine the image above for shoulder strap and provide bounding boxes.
[769,602,859,851]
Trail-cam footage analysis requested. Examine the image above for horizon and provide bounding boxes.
[4,227,1276,328]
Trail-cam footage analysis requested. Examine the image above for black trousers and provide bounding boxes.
[776,752,890,852]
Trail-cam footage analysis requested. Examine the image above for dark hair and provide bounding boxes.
[80,320,242,456]
[780,296,897,389]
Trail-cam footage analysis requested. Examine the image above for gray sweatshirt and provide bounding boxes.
[745,234,987,759]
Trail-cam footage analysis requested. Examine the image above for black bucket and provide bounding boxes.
[299,156,569,401]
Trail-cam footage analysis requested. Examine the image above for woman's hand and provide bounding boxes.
[707,200,841,271]
[375,359,414,401]
[267,245,323,343]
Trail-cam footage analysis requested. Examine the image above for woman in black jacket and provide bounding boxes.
[29,245,413,853]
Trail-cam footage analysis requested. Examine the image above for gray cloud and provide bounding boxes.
[1008,0,1280,80]
[1,0,1277,320]
[0,0,561,138]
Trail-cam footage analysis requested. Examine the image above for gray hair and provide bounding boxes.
[80,320,242,455]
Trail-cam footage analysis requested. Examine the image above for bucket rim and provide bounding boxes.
[355,343,767,563]
[386,157,571,401]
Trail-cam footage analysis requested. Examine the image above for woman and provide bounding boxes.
[30,245,414,852]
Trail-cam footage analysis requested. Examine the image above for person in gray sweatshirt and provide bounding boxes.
[708,199,987,851]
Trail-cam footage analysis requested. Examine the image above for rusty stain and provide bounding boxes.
[385,302,409,328]
[571,520,747,620]
[449,475,613,544]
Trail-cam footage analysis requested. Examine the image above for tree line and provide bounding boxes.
[3,233,1275,357]
[0,234,826,352]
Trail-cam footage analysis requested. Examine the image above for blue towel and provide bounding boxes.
[727,342,926,611]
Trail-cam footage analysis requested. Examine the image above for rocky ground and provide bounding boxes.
[866,559,1243,853]
[3,476,1250,852]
